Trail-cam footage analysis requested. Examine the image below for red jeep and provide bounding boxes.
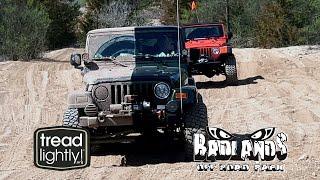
[183,24,238,85]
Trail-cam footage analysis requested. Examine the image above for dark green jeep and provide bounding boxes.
[65,26,207,160]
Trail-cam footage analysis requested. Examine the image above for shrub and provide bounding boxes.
[98,0,134,28]
[41,0,80,49]
[0,0,50,60]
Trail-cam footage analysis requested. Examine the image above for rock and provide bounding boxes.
[298,154,309,160]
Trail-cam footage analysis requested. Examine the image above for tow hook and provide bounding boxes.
[98,111,106,123]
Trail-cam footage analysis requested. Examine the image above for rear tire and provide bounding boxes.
[63,108,80,128]
[225,55,238,85]
[183,99,208,161]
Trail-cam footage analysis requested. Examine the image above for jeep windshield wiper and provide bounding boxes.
[92,57,127,67]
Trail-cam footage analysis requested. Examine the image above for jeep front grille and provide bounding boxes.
[111,84,129,104]
[200,48,212,57]
[92,82,162,111]
[110,82,155,104]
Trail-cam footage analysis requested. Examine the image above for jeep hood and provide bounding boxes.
[83,65,187,86]
[83,65,134,84]
[185,38,227,49]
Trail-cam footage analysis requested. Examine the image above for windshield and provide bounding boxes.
[184,25,224,40]
[92,27,181,62]
[94,35,135,60]
[135,29,179,57]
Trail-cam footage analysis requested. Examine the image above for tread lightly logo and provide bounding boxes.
[34,126,90,170]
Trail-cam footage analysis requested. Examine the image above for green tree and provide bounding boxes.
[179,0,320,47]
[255,1,289,47]
[161,0,189,25]
[307,0,320,44]
[0,0,50,60]
[40,0,80,49]
[255,0,318,47]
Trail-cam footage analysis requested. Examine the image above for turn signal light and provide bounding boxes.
[176,93,188,99]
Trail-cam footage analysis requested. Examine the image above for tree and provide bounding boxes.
[40,0,80,49]
[0,0,50,60]
[98,0,134,28]
[179,0,320,47]
[306,0,320,44]
[161,0,189,25]
[255,0,318,47]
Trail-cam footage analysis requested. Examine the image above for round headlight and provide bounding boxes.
[154,82,170,99]
[94,85,108,101]
[212,48,220,55]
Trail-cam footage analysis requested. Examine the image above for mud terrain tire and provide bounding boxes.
[225,55,238,85]
[63,108,80,128]
[183,99,208,161]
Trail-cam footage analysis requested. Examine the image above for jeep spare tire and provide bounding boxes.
[183,101,208,161]
[225,55,238,85]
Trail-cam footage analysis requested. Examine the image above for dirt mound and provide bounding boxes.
[0,46,319,179]
[43,48,84,62]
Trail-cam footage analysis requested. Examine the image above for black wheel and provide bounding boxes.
[63,108,80,128]
[183,99,208,161]
[225,55,238,85]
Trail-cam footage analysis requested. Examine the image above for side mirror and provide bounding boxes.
[70,53,81,68]
[227,32,233,39]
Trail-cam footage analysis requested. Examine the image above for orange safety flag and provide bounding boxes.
[191,1,197,11]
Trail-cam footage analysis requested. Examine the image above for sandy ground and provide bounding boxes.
[0,46,320,179]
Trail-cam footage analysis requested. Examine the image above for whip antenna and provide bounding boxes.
[176,0,183,114]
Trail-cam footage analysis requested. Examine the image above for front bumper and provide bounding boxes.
[72,82,197,128]
[78,99,185,128]
[79,114,133,127]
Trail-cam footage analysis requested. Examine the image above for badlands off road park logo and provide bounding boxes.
[194,127,288,172]
[34,127,90,170]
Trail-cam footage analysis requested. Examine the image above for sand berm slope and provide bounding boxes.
[0,46,320,179]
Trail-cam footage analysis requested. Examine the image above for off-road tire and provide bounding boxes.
[183,100,208,161]
[63,108,80,128]
[225,55,238,85]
